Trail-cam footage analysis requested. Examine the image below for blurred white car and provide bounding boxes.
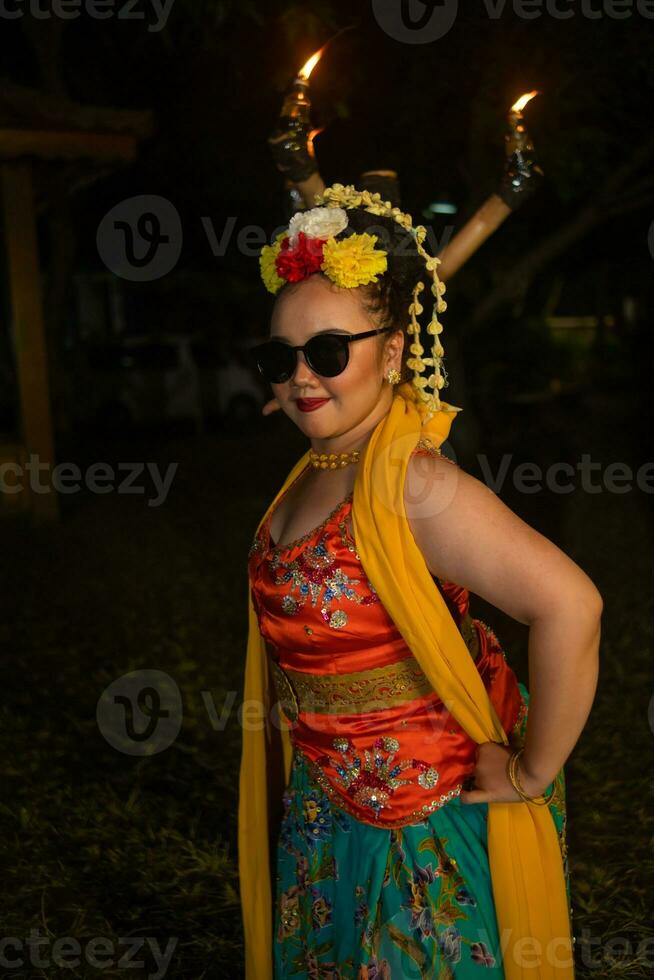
[190,338,267,423]
[80,333,265,431]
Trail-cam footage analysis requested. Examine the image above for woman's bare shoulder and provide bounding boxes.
[405,441,467,522]
[404,448,602,624]
[404,446,484,581]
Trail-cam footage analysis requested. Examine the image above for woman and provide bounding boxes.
[239,184,602,979]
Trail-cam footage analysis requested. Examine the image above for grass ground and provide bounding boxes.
[1,381,652,978]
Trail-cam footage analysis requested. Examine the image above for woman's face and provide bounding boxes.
[269,274,403,442]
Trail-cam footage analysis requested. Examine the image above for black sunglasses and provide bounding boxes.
[252,327,395,384]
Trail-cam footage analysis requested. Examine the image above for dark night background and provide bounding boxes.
[0,2,653,978]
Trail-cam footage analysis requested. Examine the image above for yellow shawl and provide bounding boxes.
[238,382,574,979]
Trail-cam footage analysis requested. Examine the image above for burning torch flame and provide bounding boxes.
[298,46,325,80]
[511,90,539,114]
[297,26,356,81]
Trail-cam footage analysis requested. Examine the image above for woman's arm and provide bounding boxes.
[405,455,602,797]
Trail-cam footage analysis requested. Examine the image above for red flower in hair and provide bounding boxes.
[275,232,327,283]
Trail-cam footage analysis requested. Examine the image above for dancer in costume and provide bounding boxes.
[239,184,602,979]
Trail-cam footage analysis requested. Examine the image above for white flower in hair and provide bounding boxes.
[288,206,348,245]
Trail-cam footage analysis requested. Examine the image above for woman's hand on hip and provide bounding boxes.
[459,741,547,805]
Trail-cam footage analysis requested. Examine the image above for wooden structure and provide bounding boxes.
[0,81,152,522]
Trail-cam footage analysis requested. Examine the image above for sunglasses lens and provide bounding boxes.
[306,335,349,377]
[254,341,295,383]
[253,335,350,383]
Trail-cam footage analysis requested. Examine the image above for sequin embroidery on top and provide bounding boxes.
[268,530,379,630]
[248,528,265,564]
[336,508,360,559]
[313,735,443,819]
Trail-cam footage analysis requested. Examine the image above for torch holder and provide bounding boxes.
[268,76,318,184]
[497,111,544,210]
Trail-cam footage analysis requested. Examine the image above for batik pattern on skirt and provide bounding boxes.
[273,682,570,979]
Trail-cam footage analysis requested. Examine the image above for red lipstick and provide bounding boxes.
[296,398,331,413]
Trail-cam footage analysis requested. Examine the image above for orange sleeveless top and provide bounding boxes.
[247,445,526,829]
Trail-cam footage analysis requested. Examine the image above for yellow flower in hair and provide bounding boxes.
[321,233,388,288]
[259,232,287,294]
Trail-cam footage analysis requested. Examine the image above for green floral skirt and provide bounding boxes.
[273,683,570,979]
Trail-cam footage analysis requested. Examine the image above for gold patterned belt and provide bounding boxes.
[270,611,480,722]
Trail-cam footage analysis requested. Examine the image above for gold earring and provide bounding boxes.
[386,368,401,385]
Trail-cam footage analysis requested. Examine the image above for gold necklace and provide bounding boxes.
[309,449,361,470]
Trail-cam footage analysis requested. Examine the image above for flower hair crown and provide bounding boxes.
[259,182,451,421]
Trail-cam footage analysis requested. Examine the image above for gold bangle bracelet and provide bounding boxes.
[506,748,555,806]
[509,749,555,806]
